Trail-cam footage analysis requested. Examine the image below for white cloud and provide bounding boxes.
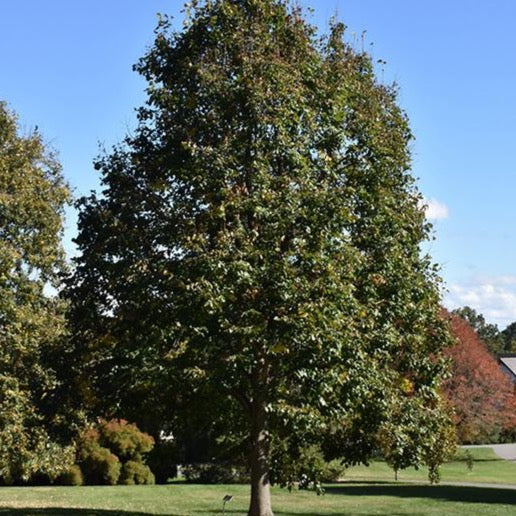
[444,278,516,329]
[480,275,516,287]
[422,197,449,221]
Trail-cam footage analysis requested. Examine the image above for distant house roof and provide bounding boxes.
[499,354,516,382]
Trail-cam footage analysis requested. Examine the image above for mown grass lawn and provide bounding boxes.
[344,447,516,485]
[0,483,514,516]
[0,448,513,515]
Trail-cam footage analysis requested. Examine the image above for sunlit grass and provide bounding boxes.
[344,447,516,485]
[0,448,514,515]
[0,482,514,515]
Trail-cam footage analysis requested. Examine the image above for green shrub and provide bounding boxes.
[270,442,342,492]
[320,460,346,482]
[119,460,155,485]
[82,445,121,485]
[147,440,178,484]
[75,420,155,485]
[182,463,247,484]
[98,419,154,461]
[78,437,121,485]
[58,465,84,486]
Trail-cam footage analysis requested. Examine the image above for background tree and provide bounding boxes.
[377,394,456,483]
[501,321,516,353]
[452,306,503,354]
[68,2,453,514]
[442,312,516,443]
[0,102,73,483]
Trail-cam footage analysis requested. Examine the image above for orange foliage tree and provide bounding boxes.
[442,312,516,443]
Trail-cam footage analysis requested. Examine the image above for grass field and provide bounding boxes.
[344,447,516,485]
[0,448,513,515]
[0,483,514,516]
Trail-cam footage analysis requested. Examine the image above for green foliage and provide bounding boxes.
[0,102,72,484]
[79,443,121,485]
[451,306,516,353]
[182,463,248,484]
[98,419,154,461]
[423,413,457,484]
[501,321,516,353]
[68,1,453,511]
[78,429,121,485]
[57,464,84,486]
[270,442,344,494]
[292,446,346,494]
[322,462,346,483]
[146,439,178,484]
[119,460,155,485]
[76,420,155,485]
[452,306,503,354]
[465,450,474,471]
[377,397,457,484]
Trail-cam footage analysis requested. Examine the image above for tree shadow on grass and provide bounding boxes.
[200,510,432,516]
[2,484,515,516]
[199,511,425,516]
[326,482,516,505]
[0,510,176,516]
[457,458,508,463]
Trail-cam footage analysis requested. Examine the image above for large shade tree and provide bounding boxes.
[68,1,452,514]
[0,102,72,483]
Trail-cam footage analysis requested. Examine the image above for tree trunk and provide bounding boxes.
[248,399,273,516]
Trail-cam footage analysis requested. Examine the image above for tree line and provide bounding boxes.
[452,306,516,355]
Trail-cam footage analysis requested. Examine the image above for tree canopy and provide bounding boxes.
[451,306,504,354]
[0,102,72,483]
[68,2,453,514]
[443,312,516,444]
[501,322,516,353]
[451,305,516,354]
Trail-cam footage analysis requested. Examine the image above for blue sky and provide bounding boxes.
[2,1,516,328]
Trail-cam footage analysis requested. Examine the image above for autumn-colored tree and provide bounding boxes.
[452,306,503,354]
[443,312,516,443]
